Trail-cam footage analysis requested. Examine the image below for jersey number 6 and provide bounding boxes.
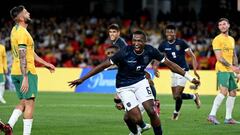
[146,87,152,94]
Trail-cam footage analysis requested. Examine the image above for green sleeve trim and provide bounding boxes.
[19,44,27,48]
[213,49,221,51]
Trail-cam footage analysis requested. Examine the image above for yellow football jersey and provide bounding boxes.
[10,24,36,75]
[212,34,235,72]
[0,44,7,74]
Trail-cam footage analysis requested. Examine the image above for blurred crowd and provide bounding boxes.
[1,15,240,70]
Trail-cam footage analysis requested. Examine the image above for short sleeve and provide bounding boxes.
[16,29,28,48]
[152,47,165,62]
[158,42,164,52]
[181,40,190,51]
[110,50,123,65]
[212,38,221,50]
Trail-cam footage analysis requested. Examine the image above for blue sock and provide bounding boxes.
[138,121,146,128]
[153,125,163,135]
[182,93,193,99]
[175,98,182,112]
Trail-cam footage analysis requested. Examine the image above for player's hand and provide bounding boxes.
[115,103,124,110]
[194,71,200,80]
[230,66,240,74]
[154,68,160,78]
[21,76,29,93]
[236,74,240,83]
[45,63,55,73]
[191,78,200,87]
[68,78,83,88]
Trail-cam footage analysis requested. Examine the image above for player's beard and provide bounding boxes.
[25,18,32,24]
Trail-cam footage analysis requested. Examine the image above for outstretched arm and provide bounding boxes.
[68,60,112,88]
[162,58,200,85]
[152,60,160,78]
[34,52,55,73]
[186,49,200,79]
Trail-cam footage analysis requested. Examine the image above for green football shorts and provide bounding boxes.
[12,72,38,99]
[217,72,238,91]
[0,73,5,83]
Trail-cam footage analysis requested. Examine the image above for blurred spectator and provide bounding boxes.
[1,14,240,70]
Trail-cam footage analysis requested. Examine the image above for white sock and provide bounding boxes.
[192,94,196,100]
[0,83,5,98]
[23,119,33,135]
[8,109,23,128]
[209,93,225,116]
[174,110,179,114]
[225,96,236,120]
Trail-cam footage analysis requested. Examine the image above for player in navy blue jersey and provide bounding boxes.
[155,24,201,120]
[69,30,200,135]
[108,23,160,114]
[108,24,127,50]
[105,46,151,134]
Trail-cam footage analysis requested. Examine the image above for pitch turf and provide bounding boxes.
[0,91,240,135]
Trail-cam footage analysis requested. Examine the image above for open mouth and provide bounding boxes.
[134,45,141,52]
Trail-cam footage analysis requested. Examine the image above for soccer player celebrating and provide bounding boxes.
[0,5,55,135]
[154,24,201,120]
[207,18,240,124]
[106,46,151,134]
[0,43,7,104]
[69,30,200,135]
[108,24,160,114]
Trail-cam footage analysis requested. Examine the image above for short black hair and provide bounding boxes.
[218,18,229,24]
[132,30,147,41]
[108,23,120,31]
[10,5,25,20]
[166,24,176,30]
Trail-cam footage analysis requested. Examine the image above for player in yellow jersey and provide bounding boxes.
[207,18,240,125]
[0,5,55,135]
[0,44,7,104]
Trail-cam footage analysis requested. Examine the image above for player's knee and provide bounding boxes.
[145,106,157,118]
[15,104,25,112]
[130,116,141,124]
[123,114,130,122]
[173,95,181,100]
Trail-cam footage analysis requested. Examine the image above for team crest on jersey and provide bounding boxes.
[127,102,131,107]
[175,45,181,51]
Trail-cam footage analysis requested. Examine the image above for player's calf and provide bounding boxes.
[194,93,201,109]
[154,99,160,116]
[0,120,5,132]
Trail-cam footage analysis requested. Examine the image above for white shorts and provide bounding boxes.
[138,103,145,114]
[116,79,154,111]
[171,72,187,87]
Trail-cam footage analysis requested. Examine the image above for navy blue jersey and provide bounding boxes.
[158,39,189,71]
[110,45,165,88]
[112,37,127,50]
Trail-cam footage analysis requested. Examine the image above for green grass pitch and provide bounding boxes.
[0,91,240,135]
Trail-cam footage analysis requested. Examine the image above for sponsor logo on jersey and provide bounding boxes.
[127,60,137,63]
[164,48,171,50]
